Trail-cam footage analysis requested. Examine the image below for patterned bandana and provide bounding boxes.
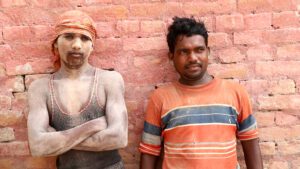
[51,10,97,70]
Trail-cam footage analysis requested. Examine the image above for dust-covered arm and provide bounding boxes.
[27,79,107,156]
[74,72,128,151]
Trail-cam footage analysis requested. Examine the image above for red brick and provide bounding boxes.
[3,8,56,25]
[0,141,29,156]
[133,55,167,69]
[96,22,116,38]
[277,44,300,60]
[297,78,300,93]
[291,157,300,169]
[3,25,54,43]
[199,16,214,32]
[0,10,14,26]
[259,142,276,155]
[13,76,25,93]
[129,3,166,18]
[0,110,23,126]
[0,76,24,93]
[31,25,55,41]
[183,0,236,15]
[273,11,300,29]
[0,64,5,77]
[208,33,231,47]
[208,63,250,79]
[116,20,140,35]
[244,13,272,30]
[125,84,154,100]
[278,141,300,155]
[271,0,297,11]
[263,28,300,43]
[216,14,244,32]
[94,38,122,53]
[0,127,15,142]
[238,0,296,13]
[291,125,300,140]
[12,42,52,59]
[242,79,295,96]
[238,0,272,13]
[85,0,112,4]
[276,112,299,126]
[29,0,86,8]
[246,45,274,61]
[5,58,55,76]
[0,95,11,110]
[83,5,129,21]
[123,37,167,51]
[0,0,26,7]
[255,112,275,127]
[258,95,300,110]
[268,79,296,94]
[234,30,263,45]
[269,161,289,169]
[256,61,300,77]
[217,47,245,63]
[140,20,166,34]
[11,92,28,114]
[241,79,269,95]
[3,26,32,42]
[0,44,13,60]
[259,127,292,141]
[165,2,184,17]
[25,74,49,90]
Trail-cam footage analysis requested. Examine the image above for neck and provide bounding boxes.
[57,63,94,80]
[179,73,213,86]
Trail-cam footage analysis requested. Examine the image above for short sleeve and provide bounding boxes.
[236,85,259,141]
[139,91,163,156]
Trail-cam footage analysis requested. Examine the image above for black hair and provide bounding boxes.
[167,17,208,53]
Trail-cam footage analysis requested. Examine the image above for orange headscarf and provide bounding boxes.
[51,10,97,70]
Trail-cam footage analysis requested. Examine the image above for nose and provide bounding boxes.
[188,52,197,63]
[71,38,82,50]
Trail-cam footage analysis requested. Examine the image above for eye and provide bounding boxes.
[179,49,189,55]
[195,47,205,53]
[63,33,74,40]
[81,35,91,42]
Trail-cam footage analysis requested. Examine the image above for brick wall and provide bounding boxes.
[0,0,299,168]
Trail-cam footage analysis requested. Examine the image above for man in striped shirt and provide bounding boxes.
[139,17,263,169]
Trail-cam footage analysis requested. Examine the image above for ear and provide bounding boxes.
[53,42,58,48]
[168,52,174,60]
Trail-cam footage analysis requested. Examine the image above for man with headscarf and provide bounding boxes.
[27,10,128,169]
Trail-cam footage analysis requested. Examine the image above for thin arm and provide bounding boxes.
[27,79,106,156]
[241,138,264,169]
[74,71,128,151]
[140,153,159,169]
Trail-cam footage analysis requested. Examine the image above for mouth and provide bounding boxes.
[185,63,202,71]
[67,52,83,58]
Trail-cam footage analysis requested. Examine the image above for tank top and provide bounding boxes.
[48,68,122,169]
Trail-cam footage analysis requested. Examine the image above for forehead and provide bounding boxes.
[175,35,206,49]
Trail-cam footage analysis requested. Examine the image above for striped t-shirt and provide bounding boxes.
[139,78,258,169]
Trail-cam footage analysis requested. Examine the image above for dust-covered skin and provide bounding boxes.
[27,32,128,157]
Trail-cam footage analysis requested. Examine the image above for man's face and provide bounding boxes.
[55,33,93,69]
[170,35,209,85]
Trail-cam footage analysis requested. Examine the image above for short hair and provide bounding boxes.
[167,17,208,53]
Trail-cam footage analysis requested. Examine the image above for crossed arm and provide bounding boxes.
[27,79,107,156]
[74,72,128,151]
[27,72,128,156]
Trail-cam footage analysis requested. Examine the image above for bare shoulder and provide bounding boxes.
[28,76,50,97]
[98,69,124,85]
